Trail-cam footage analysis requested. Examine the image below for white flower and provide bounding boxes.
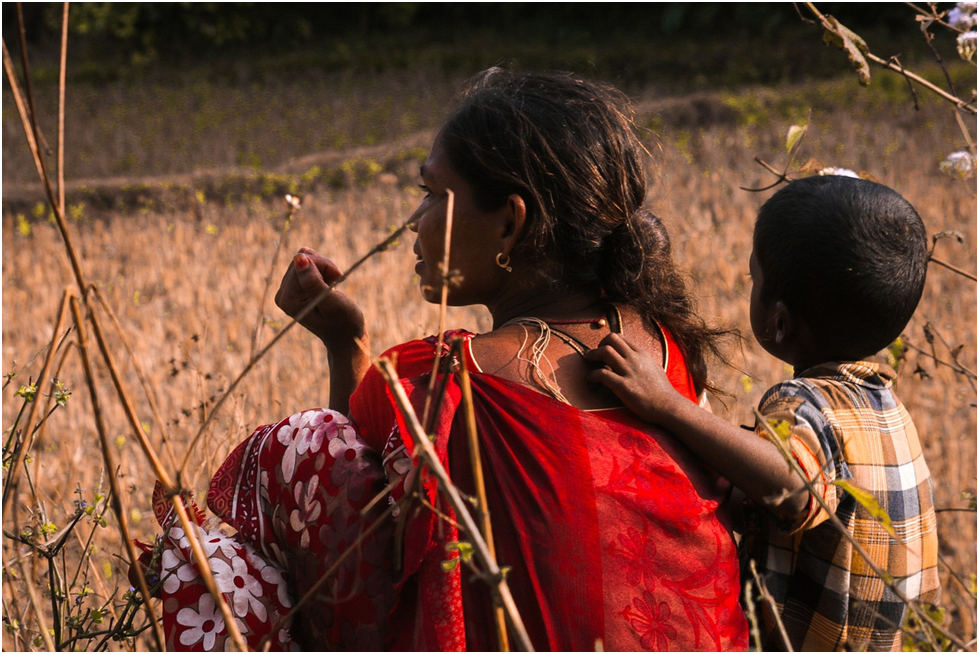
[289,478,322,549]
[817,167,860,178]
[940,150,974,178]
[160,547,199,595]
[211,557,267,622]
[277,410,336,484]
[248,550,294,608]
[957,30,977,61]
[201,530,239,561]
[177,593,225,651]
[949,3,978,31]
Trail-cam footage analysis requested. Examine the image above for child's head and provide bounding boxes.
[751,175,928,364]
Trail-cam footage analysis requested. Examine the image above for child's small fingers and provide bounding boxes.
[596,331,637,356]
[585,345,626,372]
[583,345,609,364]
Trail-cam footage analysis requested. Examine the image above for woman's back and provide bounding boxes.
[350,330,748,651]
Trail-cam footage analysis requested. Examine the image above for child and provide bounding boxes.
[586,176,940,651]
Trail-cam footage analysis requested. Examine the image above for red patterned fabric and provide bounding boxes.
[350,330,749,651]
[148,328,748,651]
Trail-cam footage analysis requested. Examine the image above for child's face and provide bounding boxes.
[748,248,778,356]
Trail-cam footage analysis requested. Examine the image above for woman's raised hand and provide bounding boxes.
[274,247,366,347]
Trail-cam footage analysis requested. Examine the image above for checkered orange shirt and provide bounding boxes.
[749,360,940,651]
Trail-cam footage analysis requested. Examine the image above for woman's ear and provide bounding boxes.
[499,194,527,256]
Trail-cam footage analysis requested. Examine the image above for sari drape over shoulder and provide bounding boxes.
[148,329,748,651]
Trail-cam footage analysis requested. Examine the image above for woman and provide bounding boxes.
[147,70,748,651]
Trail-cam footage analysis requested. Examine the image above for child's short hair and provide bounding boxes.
[753,175,928,361]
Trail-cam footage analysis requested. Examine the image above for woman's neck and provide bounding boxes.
[486,284,605,330]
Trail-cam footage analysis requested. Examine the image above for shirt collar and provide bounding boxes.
[794,359,897,389]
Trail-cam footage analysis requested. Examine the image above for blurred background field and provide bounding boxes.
[2,3,976,649]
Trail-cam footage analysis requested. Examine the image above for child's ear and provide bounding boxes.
[773,301,793,345]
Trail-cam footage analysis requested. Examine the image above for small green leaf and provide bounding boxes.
[89,607,106,624]
[833,479,900,542]
[785,124,807,154]
[767,419,792,442]
[440,558,458,572]
[15,383,38,402]
[445,541,475,564]
[823,16,871,86]
[886,337,906,371]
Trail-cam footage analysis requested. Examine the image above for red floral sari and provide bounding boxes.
[147,329,748,651]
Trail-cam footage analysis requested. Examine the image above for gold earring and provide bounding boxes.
[495,252,513,273]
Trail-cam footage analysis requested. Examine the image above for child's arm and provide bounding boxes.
[585,333,809,521]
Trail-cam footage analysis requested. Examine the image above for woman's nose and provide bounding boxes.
[408,215,420,233]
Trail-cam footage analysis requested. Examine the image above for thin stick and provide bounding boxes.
[929,256,977,282]
[258,500,400,650]
[179,211,423,473]
[748,559,794,651]
[2,290,73,517]
[2,594,24,651]
[90,286,179,471]
[805,2,976,114]
[16,5,47,161]
[2,39,44,186]
[250,203,297,358]
[2,38,87,294]
[81,292,174,490]
[15,556,56,652]
[455,340,509,651]
[377,359,534,651]
[69,298,167,652]
[57,2,68,214]
[167,497,250,652]
[423,188,456,428]
[904,341,977,379]
[77,297,247,649]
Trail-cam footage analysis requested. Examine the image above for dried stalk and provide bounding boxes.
[258,499,400,650]
[805,2,977,114]
[179,209,425,473]
[423,188,456,427]
[57,2,68,214]
[69,297,167,652]
[377,358,534,651]
[90,286,179,471]
[454,339,509,651]
[2,290,73,517]
[15,556,56,652]
[250,202,298,358]
[747,559,794,651]
[929,256,978,282]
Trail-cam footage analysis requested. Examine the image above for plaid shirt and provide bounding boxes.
[750,360,940,651]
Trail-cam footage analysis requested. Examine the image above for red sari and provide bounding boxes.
[147,329,748,651]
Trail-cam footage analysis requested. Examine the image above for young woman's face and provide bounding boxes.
[409,139,510,306]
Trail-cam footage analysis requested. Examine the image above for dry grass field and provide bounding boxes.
[2,69,976,649]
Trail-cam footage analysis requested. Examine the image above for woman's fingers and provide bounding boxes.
[274,248,367,344]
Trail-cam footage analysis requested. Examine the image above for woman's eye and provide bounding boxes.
[418,184,432,198]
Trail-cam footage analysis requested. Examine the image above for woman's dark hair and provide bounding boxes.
[754,175,928,360]
[439,68,729,393]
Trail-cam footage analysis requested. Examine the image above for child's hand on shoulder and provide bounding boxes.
[585,333,684,424]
